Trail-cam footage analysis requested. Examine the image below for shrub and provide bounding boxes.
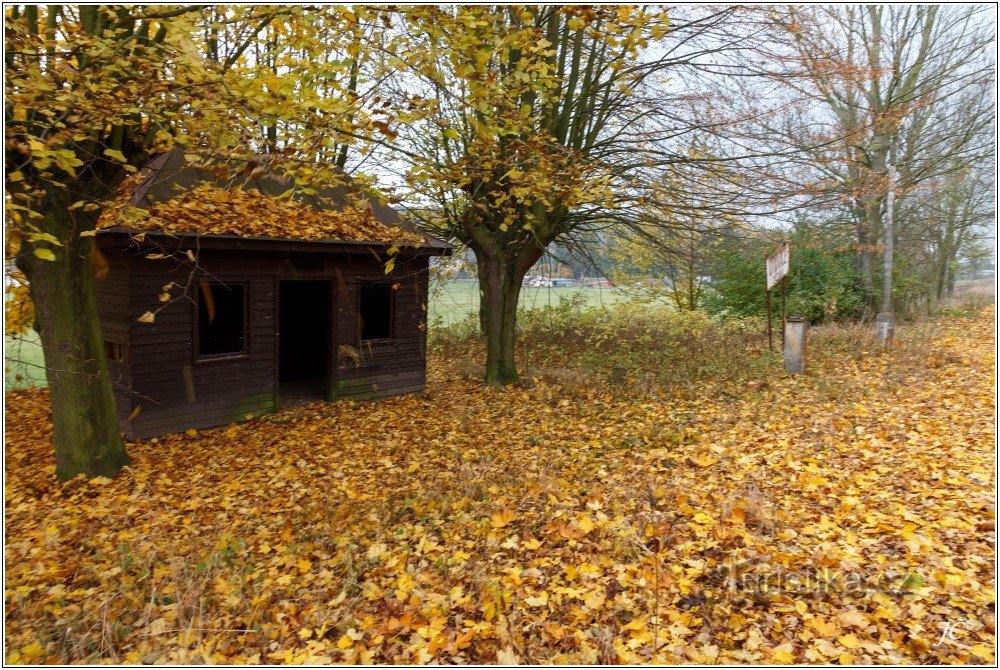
[702,225,864,323]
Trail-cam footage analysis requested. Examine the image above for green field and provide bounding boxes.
[427,279,640,325]
[4,331,46,390]
[4,281,646,390]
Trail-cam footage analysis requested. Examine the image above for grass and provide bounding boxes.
[427,278,655,326]
[430,298,774,394]
[4,331,46,390]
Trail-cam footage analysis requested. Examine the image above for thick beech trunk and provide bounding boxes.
[476,260,489,338]
[17,191,129,480]
[472,244,542,385]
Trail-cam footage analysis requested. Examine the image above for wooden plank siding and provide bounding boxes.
[94,253,135,437]
[125,249,277,439]
[332,254,429,400]
[94,239,433,439]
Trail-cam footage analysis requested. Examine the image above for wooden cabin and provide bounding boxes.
[94,149,450,439]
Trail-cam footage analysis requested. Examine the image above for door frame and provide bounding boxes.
[274,276,337,407]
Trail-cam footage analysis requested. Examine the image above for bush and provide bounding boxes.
[702,224,864,322]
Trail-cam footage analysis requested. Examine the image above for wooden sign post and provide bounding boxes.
[781,275,787,348]
[765,288,773,351]
[765,242,790,352]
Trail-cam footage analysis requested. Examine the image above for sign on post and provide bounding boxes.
[765,242,790,352]
[766,242,790,291]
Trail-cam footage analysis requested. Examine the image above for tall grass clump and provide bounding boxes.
[430,296,780,395]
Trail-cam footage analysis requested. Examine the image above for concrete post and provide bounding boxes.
[783,317,807,374]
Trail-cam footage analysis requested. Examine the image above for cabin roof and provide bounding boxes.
[97,148,452,251]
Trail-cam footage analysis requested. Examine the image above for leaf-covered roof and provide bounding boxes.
[97,148,450,249]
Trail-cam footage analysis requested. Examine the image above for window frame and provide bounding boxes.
[104,340,126,364]
[193,280,250,363]
[357,279,396,344]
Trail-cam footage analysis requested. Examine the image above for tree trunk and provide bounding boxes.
[17,191,130,480]
[858,139,889,316]
[687,259,697,311]
[476,260,489,338]
[932,228,946,303]
[943,225,960,298]
[473,244,541,385]
[875,162,895,346]
[857,208,878,313]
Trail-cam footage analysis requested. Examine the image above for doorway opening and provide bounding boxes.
[278,280,331,407]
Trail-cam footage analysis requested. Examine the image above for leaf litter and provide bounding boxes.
[3,309,995,664]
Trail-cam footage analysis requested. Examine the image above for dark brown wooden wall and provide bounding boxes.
[94,252,135,436]
[94,240,432,439]
[333,255,429,400]
[127,249,277,438]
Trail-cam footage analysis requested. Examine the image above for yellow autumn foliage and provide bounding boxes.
[4,277,33,336]
[98,183,427,246]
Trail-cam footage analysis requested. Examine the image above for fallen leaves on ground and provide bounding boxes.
[4,309,995,664]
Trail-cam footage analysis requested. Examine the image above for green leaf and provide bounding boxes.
[103,148,128,163]
[33,248,56,261]
[27,232,63,246]
[443,128,460,141]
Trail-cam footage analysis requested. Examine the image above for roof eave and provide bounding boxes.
[95,227,453,253]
